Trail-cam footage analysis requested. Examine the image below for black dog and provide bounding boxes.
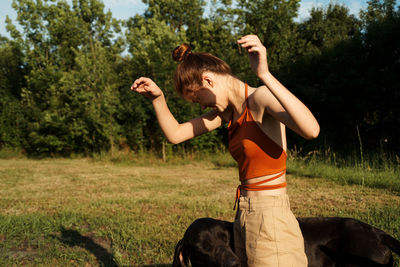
[173,218,240,267]
[173,217,400,267]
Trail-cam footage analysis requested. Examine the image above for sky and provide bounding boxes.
[1,0,399,38]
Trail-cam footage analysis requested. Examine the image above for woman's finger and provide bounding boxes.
[131,77,149,90]
[247,46,261,54]
[131,79,142,90]
[239,40,263,52]
[240,42,259,49]
[238,35,261,44]
[238,37,258,45]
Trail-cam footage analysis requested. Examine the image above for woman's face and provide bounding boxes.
[184,75,229,112]
[185,86,228,112]
[192,87,217,110]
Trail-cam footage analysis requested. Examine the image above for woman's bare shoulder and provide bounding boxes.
[250,85,274,109]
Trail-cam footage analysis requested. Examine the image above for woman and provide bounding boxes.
[131,35,319,266]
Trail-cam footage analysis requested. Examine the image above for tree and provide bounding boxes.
[123,0,224,154]
[1,0,398,157]
[279,1,400,155]
[57,43,120,154]
[0,37,26,148]
[357,0,400,152]
[236,0,301,70]
[297,4,361,55]
[143,0,206,42]
[6,0,122,155]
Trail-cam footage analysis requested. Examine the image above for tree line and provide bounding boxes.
[0,0,399,159]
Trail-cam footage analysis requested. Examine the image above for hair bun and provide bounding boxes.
[172,43,192,62]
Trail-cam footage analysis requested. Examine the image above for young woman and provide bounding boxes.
[131,35,319,267]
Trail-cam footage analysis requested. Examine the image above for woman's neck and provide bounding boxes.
[227,77,247,115]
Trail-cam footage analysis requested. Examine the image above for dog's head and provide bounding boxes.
[173,218,241,267]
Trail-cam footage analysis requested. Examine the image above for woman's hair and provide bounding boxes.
[172,43,232,98]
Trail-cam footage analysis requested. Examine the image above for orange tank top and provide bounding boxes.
[228,84,287,209]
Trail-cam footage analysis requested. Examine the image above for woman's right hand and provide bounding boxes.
[130,77,163,101]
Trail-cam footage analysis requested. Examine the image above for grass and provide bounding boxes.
[0,153,399,266]
[286,149,400,194]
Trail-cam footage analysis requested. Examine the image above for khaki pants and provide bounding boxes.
[233,194,308,267]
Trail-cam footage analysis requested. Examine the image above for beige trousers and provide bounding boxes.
[233,194,308,267]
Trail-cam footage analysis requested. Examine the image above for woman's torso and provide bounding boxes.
[228,84,287,196]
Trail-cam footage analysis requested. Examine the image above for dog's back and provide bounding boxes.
[298,217,399,266]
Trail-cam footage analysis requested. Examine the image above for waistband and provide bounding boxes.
[233,170,287,210]
[238,194,291,211]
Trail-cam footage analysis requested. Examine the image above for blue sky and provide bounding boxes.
[1,0,399,38]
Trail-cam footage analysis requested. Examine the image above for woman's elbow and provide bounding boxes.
[165,127,187,144]
[166,135,184,145]
[167,137,180,145]
[305,124,320,140]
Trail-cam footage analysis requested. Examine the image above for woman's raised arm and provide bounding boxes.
[131,77,224,144]
[238,35,320,140]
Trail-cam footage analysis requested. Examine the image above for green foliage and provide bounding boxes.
[0,38,26,148]
[0,0,399,160]
[297,4,361,54]
[56,43,121,154]
[279,0,400,154]
[3,0,123,155]
[237,0,301,70]
[124,5,188,151]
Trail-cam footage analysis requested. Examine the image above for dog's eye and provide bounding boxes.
[201,239,213,251]
[217,232,228,243]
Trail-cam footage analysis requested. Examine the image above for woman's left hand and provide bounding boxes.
[237,35,269,78]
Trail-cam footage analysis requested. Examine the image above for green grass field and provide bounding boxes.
[0,155,399,266]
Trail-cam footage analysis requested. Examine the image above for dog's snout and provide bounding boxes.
[216,245,241,267]
[222,250,241,267]
[224,257,241,267]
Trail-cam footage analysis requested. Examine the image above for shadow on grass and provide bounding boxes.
[52,227,118,266]
[52,228,173,267]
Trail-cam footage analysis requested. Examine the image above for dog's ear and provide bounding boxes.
[173,239,189,267]
[223,221,235,248]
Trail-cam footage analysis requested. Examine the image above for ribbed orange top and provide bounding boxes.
[228,84,287,209]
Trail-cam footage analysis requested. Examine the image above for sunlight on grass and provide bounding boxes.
[0,156,399,266]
